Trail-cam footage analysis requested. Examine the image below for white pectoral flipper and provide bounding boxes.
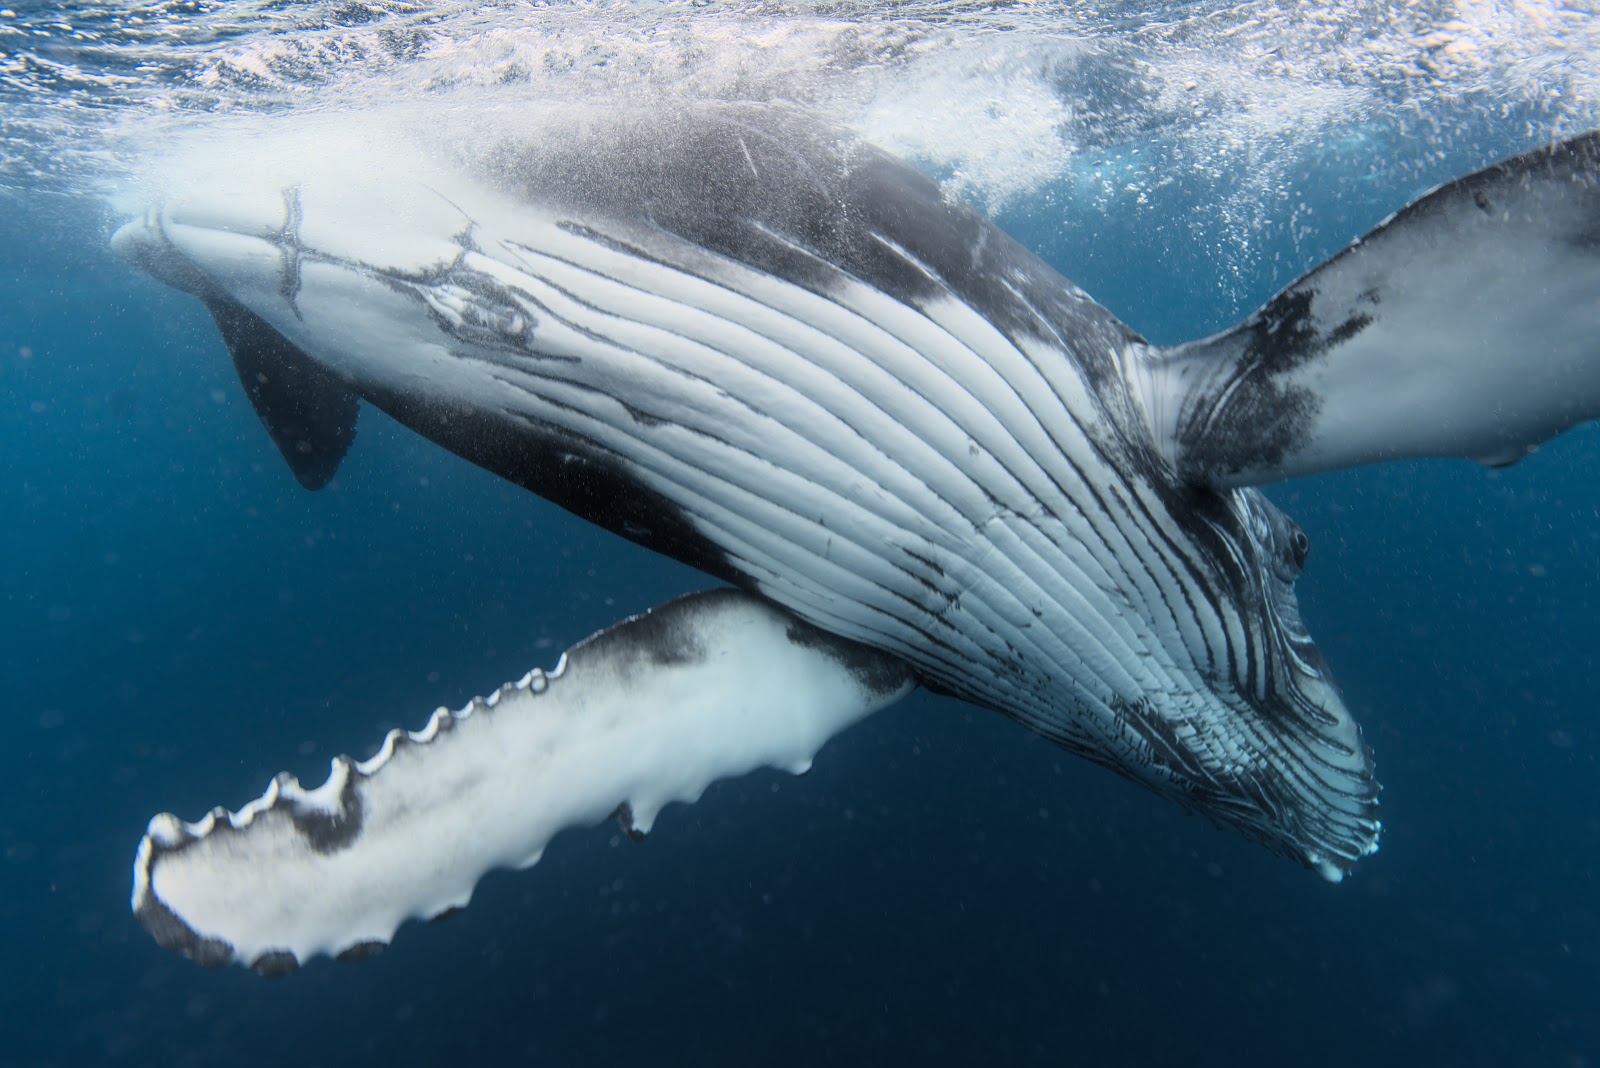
[1137,130,1600,488]
[132,589,913,975]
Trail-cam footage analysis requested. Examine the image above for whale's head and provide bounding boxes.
[112,152,515,396]
[109,114,660,498]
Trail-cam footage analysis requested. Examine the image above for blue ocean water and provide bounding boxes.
[4,4,1600,1066]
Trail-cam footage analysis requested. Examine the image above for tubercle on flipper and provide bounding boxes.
[139,662,563,847]
[358,660,561,775]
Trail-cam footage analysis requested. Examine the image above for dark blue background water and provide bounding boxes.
[4,136,1597,1066]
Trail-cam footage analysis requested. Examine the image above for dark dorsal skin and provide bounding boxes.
[484,108,1147,392]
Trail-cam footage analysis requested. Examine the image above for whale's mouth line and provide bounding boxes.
[115,172,491,320]
[117,195,521,360]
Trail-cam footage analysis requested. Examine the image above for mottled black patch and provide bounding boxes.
[134,890,234,969]
[613,802,647,842]
[783,620,914,699]
[581,596,710,670]
[288,772,364,854]
[337,940,387,962]
[571,588,910,699]
[1175,284,1377,482]
[250,950,300,978]
[1174,132,1600,485]
[275,185,306,310]
[204,295,359,491]
[1178,372,1320,482]
[1243,288,1374,377]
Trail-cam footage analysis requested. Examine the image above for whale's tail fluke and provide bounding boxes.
[1133,130,1600,489]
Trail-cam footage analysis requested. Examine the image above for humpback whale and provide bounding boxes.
[113,104,1600,975]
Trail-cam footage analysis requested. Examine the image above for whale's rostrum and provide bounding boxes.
[113,104,1600,972]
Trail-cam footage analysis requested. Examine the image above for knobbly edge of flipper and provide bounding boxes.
[132,588,914,975]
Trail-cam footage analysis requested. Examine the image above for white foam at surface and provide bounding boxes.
[5,0,1598,231]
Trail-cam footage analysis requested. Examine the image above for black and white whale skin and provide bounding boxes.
[115,104,1600,974]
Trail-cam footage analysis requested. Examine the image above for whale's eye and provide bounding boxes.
[1290,526,1310,570]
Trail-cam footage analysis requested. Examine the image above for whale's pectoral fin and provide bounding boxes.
[131,588,913,975]
[205,295,359,491]
[1138,130,1600,488]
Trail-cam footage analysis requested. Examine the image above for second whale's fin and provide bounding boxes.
[1135,130,1600,488]
[206,295,359,491]
[131,588,914,975]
